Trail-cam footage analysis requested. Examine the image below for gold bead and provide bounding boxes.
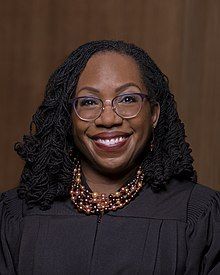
[70,161,145,216]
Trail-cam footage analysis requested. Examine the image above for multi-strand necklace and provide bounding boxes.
[70,161,145,217]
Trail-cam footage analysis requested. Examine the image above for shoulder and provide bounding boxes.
[1,188,21,203]
[0,188,79,218]
[143,178,195,221]
[146,179,219,222]
[187,182,220,224]
[188,182,219,205]
[0,188,23,220]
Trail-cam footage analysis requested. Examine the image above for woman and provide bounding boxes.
[0,40,219,274]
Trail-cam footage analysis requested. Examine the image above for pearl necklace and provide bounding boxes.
[70,161,145,216]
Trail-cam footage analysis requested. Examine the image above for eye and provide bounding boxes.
[79,98,99,107]
[118,94,139,104]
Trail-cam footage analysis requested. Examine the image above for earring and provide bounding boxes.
[150,126,155,152]
[69,148,77,161]
[69,147,80,164]
[69,148,73,157]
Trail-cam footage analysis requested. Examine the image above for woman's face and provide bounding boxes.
[72,52,160,175]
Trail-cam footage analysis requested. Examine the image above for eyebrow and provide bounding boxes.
[77,82,142,94]
[116,83,141,92]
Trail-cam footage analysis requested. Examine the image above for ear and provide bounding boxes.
[151,102,160,127]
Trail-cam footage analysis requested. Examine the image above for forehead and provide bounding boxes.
[76,52,144,93]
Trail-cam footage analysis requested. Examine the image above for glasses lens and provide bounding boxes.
[114,94,142,118]
[74,97,102,120]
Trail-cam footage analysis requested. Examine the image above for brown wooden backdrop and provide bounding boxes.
[0,0,219,192]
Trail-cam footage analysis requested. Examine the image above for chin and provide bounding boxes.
[94,158,132,175]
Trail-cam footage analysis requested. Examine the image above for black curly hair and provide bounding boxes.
[15,40,197,209]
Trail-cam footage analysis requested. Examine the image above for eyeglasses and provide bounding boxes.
[70,93,154,122]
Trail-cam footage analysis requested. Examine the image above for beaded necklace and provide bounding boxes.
[70,161,145,216]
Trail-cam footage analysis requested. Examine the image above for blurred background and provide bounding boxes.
[0,0,219,192]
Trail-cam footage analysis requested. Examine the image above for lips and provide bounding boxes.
[89,131,132,151]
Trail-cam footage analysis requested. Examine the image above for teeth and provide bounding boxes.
[96,136,126,146]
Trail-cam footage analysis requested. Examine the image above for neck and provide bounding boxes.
[81,160,138,195]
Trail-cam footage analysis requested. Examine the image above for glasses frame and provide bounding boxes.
[70,93,156,122]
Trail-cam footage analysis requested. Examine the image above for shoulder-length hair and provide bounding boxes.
[15,40,196,209]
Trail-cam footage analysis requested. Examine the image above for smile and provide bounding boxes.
[89,131,132,151]
[96,136,128,146]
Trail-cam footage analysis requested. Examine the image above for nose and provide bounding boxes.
[94,102,123,128]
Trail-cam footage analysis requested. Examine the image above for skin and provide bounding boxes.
[72,52,160,194]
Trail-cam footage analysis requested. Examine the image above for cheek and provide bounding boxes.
[132,111,152,142]
[72,116,86,145]
[136,122,150,144]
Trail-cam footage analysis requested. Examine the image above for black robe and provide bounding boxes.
[0,179,220,275]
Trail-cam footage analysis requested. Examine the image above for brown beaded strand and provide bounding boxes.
[70,161,145,216]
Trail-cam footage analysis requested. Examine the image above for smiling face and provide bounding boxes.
[72,52,160,175]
